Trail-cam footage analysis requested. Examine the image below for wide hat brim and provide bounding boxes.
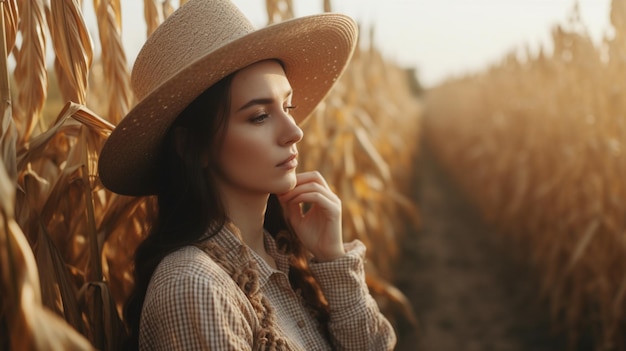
[98,11,358,196]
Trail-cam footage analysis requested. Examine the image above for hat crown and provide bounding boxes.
[99,0,357,196]
[131,0,255,101]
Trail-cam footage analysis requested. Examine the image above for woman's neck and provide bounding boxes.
[222,191,278,270]
[221,189,269,254]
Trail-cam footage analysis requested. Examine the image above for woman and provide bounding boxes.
[98,0,396,350]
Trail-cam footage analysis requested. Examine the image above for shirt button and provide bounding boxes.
[297,320,305,328]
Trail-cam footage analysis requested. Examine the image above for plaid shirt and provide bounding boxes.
[139,227,396,350]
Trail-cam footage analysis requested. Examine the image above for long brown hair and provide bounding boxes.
[123,74,233,349]
[124,65,329,350]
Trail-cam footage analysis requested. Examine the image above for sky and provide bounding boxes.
[111,0,613,88]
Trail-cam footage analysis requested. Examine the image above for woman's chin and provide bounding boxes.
[274,178,297,195]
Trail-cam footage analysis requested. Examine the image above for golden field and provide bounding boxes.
[425,2,626,350]
[0,0,420,349]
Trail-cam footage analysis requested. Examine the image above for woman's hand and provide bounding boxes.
[277,171,345,261]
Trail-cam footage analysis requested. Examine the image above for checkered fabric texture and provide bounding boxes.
[139,228,396,350]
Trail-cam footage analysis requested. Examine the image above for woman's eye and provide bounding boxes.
[283,105,297,114]
[250,113,269,124]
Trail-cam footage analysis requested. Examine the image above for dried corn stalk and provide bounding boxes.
[300,28,421,325]
[2,0,18,51]
[426,1,626,349]
[266,0,293,24]
[0,0,17,181]
[47,0,93,105]
[2,0,422,349]
[143,0,163,36]
[13,0,47,142]
[0,164,95,350]
[93,0,131,124]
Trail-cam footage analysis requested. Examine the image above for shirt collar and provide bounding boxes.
[206,225,291,287]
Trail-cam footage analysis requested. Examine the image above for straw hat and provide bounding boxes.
[98,0,358,196]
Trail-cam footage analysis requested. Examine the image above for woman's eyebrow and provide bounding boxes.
[237,90,293,112]
[237,98,274,112]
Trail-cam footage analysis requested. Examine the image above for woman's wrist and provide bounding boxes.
[312,247,346,262]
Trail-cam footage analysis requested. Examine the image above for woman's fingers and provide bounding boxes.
[279,181,338,205]
[280,171,338,201]
[294,171,329,186]
[277,171,345,261]
[283,191,337,215]
[291,171,331,192]
[278,171,340,221]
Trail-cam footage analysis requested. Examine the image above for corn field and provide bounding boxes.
[0,0,421,349]
[425,2,626,350]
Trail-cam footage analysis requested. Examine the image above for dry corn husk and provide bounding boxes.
[299,23,421,324]
[426,2,626,349]
[93,0,131,125]
[1,0,422,349]
[47,0,93,105]
[13,0,47,142]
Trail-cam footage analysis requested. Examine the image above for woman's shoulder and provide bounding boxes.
[148,245,236,293]
[141,246,258,342]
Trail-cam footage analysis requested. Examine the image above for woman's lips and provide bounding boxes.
[277,153,298,169]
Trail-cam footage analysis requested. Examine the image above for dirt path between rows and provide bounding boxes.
[393,138,568,351]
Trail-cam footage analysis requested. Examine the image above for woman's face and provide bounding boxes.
[215,60,303,196]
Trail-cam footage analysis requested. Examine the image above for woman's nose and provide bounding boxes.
[279,114,304,146]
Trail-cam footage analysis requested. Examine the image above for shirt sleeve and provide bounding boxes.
[140,256,255,350]
[308,240,397,351]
